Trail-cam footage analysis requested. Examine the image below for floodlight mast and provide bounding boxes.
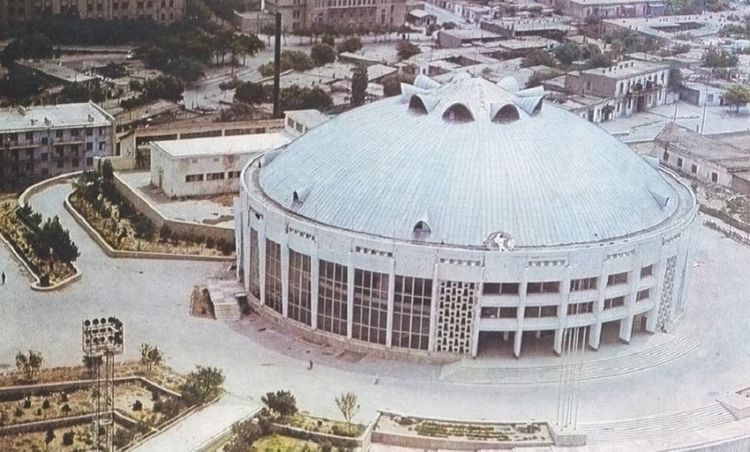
[82,317,124,452]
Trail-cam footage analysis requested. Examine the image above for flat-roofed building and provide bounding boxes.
[556,0,664,18]
[2,0,186,24]
[0,102,115,191]
[265,0,407,33]
[565,60,671,119]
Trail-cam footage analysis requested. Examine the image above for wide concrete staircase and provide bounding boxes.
[206,279,244,321]
[439,336,699,385]
[581,403,736,445]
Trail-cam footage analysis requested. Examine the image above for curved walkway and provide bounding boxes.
[3,182,750,449]
[439,336,700,384]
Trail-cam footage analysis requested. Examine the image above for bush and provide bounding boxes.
[321,441,333,452]
[14,407,23,417]
[42,399,50,409]
[62,431,75,446]
[159,224,172,241]
[61,403,71,415]
[337,36,362,54]
[60,392,68,402]
[311,43,336,66]
[23,398,31,409]
[258,415,272,435]
[36,408,42,416]
[113,428,134,448]
[396,41,420,61]
[206,237,215,249]
[133,400,143,411]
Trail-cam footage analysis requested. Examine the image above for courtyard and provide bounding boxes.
[2,180,750,447]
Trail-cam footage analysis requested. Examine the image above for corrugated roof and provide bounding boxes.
[259,75,680,248]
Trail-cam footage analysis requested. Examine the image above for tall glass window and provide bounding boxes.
[352,269,389,345]
[249,228,260,299]
[265,239,282,314]
[288,250,311,326]
[318,260,348,336]
[392,276,432,350]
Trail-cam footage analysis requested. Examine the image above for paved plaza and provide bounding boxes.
[2,181,750,444]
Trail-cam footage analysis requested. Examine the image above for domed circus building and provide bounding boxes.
[235,74,697,359]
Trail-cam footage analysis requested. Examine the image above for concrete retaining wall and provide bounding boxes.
[64,195,233,262]
[0,376,181,401]
[112,172,234,244]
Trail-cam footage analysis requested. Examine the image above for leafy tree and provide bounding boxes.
[280,85,332,112]
[702,48,738,67]
[311,43,336,66]
[724,84,750,112]
[62,431,75,446]
[521,49,554,67]
[139,343,164,371]
[261,390,298,419]
[132,214,155,240]
[224,418,263,452]
[232,34,265,65]
[101,160,114,182]
[351,64,368,107]
[588,52,613,69]
[15,350,43,381]
[234,81,267,104]
[59,82,107,103]
[180,366,225,406]
[337,36,363,54]
[335,392,360,434]
[668,65,684,90]
[142,75,184,102]
[98,62,128,78]
[0,34,54,67]
[397,41,420,61]
[45,428,55,445]
[27,216,79,263]
[321,34,335,47]
[554,43,580,65]
[166,57,206,84]
[0,65,44,100]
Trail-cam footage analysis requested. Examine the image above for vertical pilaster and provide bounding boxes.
[591,260,609,350]
[310,248,319,330]
[259,230,267,306]
[514,268,529,358]
[386,259,395,348]
[281,244,290,318]
[428,263,440,353]
[346,257,354,339]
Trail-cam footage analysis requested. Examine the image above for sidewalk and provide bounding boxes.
[131,394,260,452]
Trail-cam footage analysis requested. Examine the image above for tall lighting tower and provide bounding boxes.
[82,317,124,451]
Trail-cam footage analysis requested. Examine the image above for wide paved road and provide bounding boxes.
[2,180,750,432]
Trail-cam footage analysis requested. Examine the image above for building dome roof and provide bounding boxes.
[258,75,680,248]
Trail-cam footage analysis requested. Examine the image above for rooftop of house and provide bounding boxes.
[0,102,113,133]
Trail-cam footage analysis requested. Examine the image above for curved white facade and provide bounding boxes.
[234,76,697,359]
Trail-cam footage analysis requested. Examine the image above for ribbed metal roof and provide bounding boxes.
[259,75,679,248]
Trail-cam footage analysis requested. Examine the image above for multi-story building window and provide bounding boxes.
[526,281,560,294]
[570,277,597,291]
[265,239,283,314]
[352,269,388,345]
[318,259,347,335]
[288,250,312,326]
[392,276,431,350]
[567,301,594,314]
[607,271,628,286]
[604,296,625,310]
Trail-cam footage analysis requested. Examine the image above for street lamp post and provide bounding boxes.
[82,317,124,452]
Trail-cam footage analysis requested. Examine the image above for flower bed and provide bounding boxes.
[282,412,366,438]
[69,169,233,257]
[377,412,551,444]
[0,201,76,285]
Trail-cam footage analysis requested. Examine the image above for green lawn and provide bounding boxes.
[252,434,320,452]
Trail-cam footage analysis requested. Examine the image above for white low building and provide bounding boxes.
[150,133,292,198]
[150,110,329,198]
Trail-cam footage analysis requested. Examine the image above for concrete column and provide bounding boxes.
[647,245,666,333]
[619,315,634,343]
[346,257,355,340]
[471,267,485,358]
[558,265,572,355]
[310,248,319,330]
[385,259,395,348]
[428,263,440,353]
[554,328,563,355]
[590,261,609,350]
[259,230,267,306]
[281,244,290,318]
[514,268,529,358]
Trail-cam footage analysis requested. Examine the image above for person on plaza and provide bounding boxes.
[374,374,379,385]
[308,360,313,370]
[1,272,5,285]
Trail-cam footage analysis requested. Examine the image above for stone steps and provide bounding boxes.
[439,336,699,385]
[582,403,736,444]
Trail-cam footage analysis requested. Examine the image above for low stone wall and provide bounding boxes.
[17,171,84,208]
[269,422,362,449]
[64,195,233,262]
[0,376,181,402]
[113,172,234,244]
[371,410,554,451]
[0,411,146,436]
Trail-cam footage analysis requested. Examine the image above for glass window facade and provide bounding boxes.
[265,239,283,314]
[288,250,311,326]
[352,270,389,345]
[392,276,432,350]
[318,260,348,336]
[249,228,260,299]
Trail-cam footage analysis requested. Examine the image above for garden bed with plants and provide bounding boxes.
[377,413,551,443]
[0,200,78,286]
[69,165,234,257]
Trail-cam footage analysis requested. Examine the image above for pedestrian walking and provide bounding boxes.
[308,360,313,370]
[1,272,5,285]
[374,374,379,385]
